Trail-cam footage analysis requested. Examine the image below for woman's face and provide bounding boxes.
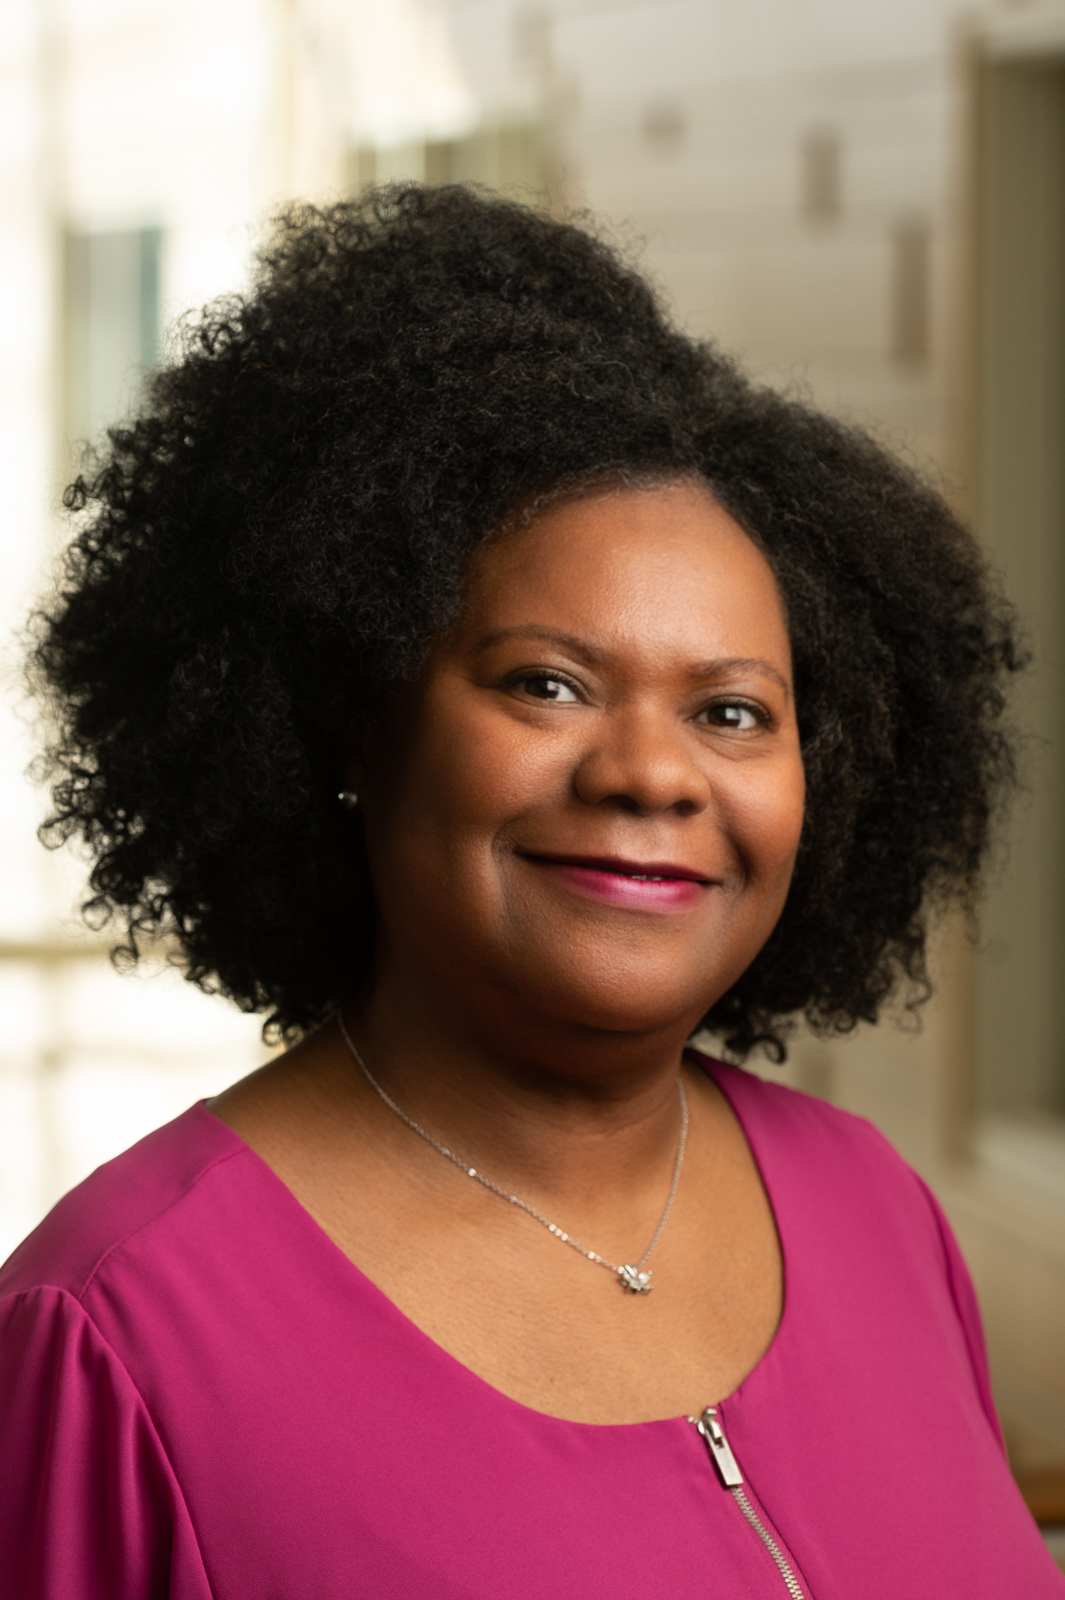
[354,481,805,1040]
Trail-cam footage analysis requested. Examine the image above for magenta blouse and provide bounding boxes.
[1,1057,1060,1599]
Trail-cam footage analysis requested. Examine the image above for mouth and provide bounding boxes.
[520,853,713,913]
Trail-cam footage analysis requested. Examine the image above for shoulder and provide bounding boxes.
[694,1051,902,1166]
[0,1103,249,1304]
[693,1051,1003,1426]
[694,1050,922,1184]
[0,1282,213,1598]
[691,1050,955,1264]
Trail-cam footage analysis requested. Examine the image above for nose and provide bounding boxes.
[572,704,711,817]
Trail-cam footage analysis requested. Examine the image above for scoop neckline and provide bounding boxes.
[200,1053,792,1434]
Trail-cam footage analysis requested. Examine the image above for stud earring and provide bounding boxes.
[337,790,360,809]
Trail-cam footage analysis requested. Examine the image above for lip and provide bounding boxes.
[521,853,713,914]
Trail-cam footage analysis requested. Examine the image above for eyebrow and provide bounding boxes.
[472,626,791,695]
[689,655,791,695]
[473,625,606,663]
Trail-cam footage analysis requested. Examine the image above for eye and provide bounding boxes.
[511,672,582,704]
[700,700,765,731]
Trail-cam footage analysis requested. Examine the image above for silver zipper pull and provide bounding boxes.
[693,1406,744,1487]
[691,1409,808,1597]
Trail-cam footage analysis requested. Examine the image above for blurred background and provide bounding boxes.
[2,0,1064,1552]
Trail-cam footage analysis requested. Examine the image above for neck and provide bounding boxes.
[341,947,703,1206]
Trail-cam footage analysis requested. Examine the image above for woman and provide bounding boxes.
[2,186,1059,1597]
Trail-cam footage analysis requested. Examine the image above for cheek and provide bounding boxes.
[727,757,806,887]
[416,701,571,834]
[373,697,565,883]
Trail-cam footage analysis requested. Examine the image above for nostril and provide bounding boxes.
[571,731,712,817]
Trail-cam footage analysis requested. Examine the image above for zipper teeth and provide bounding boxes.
[731,1487,806,1600]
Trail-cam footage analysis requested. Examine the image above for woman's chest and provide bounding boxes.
[172,1079,1059,1597]
[116,1247,1049,1600]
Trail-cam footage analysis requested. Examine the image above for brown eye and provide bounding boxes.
[702,701,762,730]
[518,674,580,703]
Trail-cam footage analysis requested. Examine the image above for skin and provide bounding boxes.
[213,479,806,1425]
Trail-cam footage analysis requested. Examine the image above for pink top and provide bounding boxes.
[1,1057,1060,1599]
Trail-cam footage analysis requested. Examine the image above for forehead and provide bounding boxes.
[457,482,791,675]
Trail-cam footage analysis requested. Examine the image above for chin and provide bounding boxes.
[512,959,713,1038]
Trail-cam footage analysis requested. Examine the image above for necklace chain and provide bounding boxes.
[336,1013,688,1294]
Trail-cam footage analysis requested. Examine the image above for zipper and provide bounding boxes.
[692,1407,807,1600]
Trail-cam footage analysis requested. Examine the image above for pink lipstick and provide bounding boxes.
[523,854,711,913]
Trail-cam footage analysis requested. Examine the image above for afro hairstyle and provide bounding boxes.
[31,183,1022,1057]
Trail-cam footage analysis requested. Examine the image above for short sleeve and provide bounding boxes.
[0,1285,212,1600]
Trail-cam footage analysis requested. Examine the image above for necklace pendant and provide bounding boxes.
[618,1264,652,1294]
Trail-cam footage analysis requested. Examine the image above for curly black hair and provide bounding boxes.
[31,183,1022,1057]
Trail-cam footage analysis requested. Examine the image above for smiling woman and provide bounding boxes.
[1,186,1061,1598]
[348,484,804,1068]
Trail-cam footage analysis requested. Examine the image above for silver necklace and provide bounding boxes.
[336,1013,688,1295]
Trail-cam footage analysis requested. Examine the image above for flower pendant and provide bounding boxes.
[617,1264,652,1293]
